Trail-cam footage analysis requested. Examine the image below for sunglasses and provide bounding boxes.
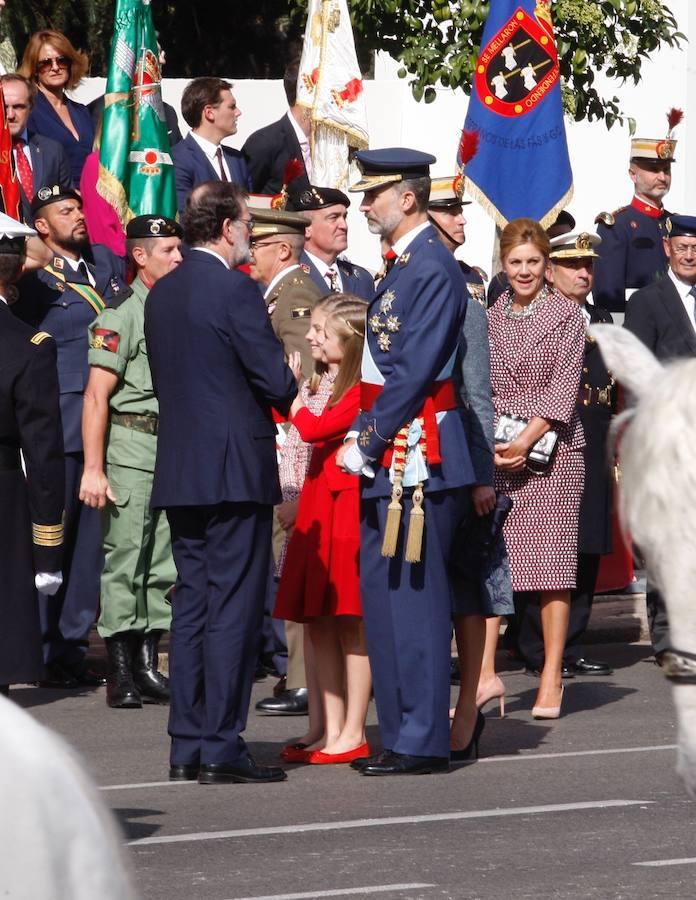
[37,56,71,73]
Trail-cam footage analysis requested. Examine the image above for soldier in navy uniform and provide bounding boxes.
[593,114,682,313]
[11,185,128,688]
[427,173,487,307]
[339,149,476,776]
[285,181,374,300]
[514,230,616,677]
[0,215,65,694]
[145,181,296,784]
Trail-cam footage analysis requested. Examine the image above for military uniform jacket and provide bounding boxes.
[0,303,64,573]
[266,265,322,377]
[88,276,159,473]
[358,223,476,499]
[578,303,615,555]
[593,198,670,313]
[300,251,375,301]
[458,260,487,309]
[145,250,297,508]
[12,245,128,453]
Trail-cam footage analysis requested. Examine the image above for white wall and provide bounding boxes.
[74,0,694,277]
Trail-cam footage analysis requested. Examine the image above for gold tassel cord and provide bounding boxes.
[381,473,403,558]
[404,481,425,563]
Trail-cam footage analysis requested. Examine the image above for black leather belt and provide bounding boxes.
[0,445,21,471]
[111,413,159,435]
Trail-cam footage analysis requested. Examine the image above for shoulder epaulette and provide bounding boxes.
[106,286,133,310]
[595,211,616,227]
[30,331,51,346]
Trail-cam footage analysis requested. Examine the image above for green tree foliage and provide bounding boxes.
[2,1,684,131]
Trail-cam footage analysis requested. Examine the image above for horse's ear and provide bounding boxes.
[589,324,663,400]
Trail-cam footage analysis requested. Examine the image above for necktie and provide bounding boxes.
[325,267,339,292]
[384,248,398,274]
[215,146,228,182]
[13,139,33,201]
[77,261,91,284]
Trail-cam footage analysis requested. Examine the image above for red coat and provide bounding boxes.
[273,383,361,622]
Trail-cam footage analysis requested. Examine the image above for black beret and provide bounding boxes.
[285,182,350,212]
[31,184,81,217]
[126,215,183,240]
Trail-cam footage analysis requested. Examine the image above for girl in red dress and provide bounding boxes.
[274,296,371,764]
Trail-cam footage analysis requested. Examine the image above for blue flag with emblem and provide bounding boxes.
[461,0,572,228]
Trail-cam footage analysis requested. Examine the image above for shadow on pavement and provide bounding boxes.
[113,807,164,841]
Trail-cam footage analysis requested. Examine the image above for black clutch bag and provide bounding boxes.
[494,413,558,474]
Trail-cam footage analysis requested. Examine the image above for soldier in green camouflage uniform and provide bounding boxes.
[80,215,183,708]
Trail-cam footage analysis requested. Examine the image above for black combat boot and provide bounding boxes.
[104,634,142,708]
[133,631,170,704]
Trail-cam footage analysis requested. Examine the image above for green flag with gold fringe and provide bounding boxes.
[97,0,176,226]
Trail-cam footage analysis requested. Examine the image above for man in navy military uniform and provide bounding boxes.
[0,214,65,694]
[339,149,476,776]
[593,116,681,313]
[145,181,296,784]
[624,214,696,673]
[11,185,128,688]
[427,173,486,307]
[285,181,374,300]
[515,230,615,678]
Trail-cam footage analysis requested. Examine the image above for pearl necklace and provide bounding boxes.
[503,285,549,319]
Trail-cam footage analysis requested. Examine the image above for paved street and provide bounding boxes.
[10,634,696,900]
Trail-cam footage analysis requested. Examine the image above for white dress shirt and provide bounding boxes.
[305,250,342,292]
[65,256,96,287]
[190,131,231,181]
[668,267,696,333]
[191,247,230,269]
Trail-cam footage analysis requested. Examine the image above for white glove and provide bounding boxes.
[343,442,375,478]
[35,571,63,596]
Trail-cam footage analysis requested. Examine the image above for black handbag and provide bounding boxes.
[494,413,558,474]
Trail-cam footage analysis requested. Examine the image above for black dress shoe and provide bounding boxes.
[525,664,575,680]
[255,688,308,715]
[169,764,200,781]
[198,757,287,784]
[350,749,391,771]
[360,751,449,776]
[39,661,80,689]
[568,657,613,676]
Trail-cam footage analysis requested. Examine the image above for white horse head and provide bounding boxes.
[591,324,696,797]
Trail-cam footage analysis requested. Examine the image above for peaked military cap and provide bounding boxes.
[286,181,350,212]
[665,215,696,239]
[0,212,35,254]
[549,230,602,260]
[248,207,311,238]
[30,184,81,217]
[428,175,471,209]
[126,215,183,240]
[630,108,682,164]
[349,148,436,192]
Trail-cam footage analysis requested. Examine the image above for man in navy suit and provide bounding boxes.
[145,181,296,784]
[12,185,128,688]
[1,75,71,224]
[338,149,476,776]
[241,59,310,195]
[285,181,374,300]
[172,77,251,215]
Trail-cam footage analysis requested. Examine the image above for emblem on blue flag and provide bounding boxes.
[461,0,573,229]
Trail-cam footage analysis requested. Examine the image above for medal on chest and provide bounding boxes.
[369,289,401,352]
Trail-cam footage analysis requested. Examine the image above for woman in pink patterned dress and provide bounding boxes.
[482,218,585,719]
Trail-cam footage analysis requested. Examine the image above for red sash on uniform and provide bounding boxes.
[360,378,456,466]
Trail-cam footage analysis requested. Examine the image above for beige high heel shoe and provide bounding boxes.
[532,684,565,720]
[476,676,506,718]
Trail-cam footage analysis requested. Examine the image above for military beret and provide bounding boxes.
[665,215,696,239]
[31,184,81,217]
[349,148,436,192]
[248,207,311,238]
[126,215,183,240]
[549,230,602,260]
[0,211,35,254]
[285,182,350,212]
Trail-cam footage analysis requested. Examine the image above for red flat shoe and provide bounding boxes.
[308,743,370,765]
[280,743,312,763]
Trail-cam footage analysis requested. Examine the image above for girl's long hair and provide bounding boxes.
[323,294,368,406]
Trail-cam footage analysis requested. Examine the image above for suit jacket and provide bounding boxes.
[172,133,251,215]
[265,265,322,377]
[456,298,494,487]
[593,199,670,313]
[578,304,615,554]
[242,114,306,195]
[300,251,374,301]
[357,223,476,498]
[624,273,696,361]
[27,91,94,188]
[12,245,128,453]
[144,250,296,508]
[88,93,182,147]
[19,134,72,224]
